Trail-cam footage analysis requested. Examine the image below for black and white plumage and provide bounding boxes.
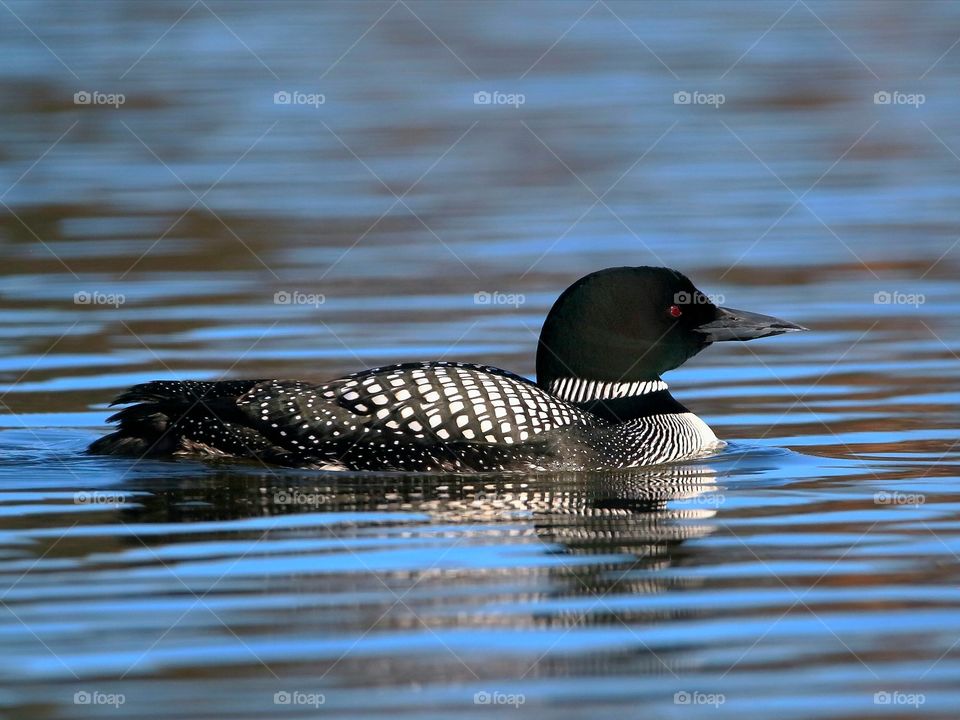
[240,361,596,471]
[89,267,805,472]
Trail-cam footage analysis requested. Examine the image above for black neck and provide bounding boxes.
[574,390,689,422]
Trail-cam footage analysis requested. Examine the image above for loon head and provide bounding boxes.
[535,266,806,391]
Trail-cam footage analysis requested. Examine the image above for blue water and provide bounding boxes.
[2,1,960,718]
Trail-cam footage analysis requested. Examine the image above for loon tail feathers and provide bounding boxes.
[88,379,267,458]
[107,380,265,407]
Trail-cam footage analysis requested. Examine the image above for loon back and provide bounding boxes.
[89,363,556,470]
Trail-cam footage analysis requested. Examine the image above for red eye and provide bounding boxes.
[668,305,683,318]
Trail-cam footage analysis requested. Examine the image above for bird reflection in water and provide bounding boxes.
[121,459,725,573]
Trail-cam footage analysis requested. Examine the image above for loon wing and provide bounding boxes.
[234,361,596,469]
[88,363,598,471]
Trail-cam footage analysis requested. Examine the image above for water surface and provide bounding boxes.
[1,1,959,718]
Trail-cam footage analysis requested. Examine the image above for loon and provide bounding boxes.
[88,267,805,472]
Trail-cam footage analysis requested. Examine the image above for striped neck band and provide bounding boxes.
[548,377,668,403]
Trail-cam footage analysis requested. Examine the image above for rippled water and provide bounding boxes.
[2,1,960,718]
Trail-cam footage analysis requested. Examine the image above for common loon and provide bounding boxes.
[88,267,805,472]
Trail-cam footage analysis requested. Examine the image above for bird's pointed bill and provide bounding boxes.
[695,306,807,342]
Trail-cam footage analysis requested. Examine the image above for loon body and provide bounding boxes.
[89,267,804,471]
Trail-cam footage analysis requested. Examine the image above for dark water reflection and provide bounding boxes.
[2,0,960,718]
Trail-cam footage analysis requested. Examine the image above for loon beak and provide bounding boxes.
[696,306,807,342]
